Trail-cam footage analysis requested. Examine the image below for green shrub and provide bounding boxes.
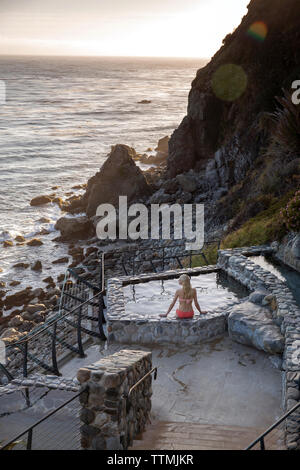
[187,243,219,268]
[264,90,300,160]
[222,192,293,248]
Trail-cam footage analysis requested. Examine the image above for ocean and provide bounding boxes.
[0,55,205,302]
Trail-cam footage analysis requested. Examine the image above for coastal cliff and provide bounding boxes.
[168,0,300,195]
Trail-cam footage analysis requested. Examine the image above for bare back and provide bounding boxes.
[177,287,196,312]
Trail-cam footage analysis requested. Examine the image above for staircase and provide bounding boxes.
[130,421,285,450]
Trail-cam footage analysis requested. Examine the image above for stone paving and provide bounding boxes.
[218,245,300,450]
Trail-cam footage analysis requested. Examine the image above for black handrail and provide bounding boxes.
[0,391,82,451]
[1,253,107,379]
[245,401,300,450]
[5,290,103,348]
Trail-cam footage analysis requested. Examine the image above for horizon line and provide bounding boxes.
[0,53,209,60]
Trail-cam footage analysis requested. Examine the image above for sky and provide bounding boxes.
[0,0,250,58]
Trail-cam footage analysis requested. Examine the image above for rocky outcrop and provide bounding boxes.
[30,195,52,206]
[275,232,300,272]
[55,216,94,241]
[167,0,300,194]
[81,144,152,217]
[156,136,169,155]
[228,301,284,354]
[135,136,169,166]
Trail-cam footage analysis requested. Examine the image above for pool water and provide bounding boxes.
[250,255,300,307]
[123,271,249,317]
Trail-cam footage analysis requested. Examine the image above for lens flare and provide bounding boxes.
[211,64,248,102]
[247,21,268,42]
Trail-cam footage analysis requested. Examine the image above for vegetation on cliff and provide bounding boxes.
[166,0,300,248]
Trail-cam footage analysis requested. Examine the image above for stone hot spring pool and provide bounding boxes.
[107,267,250,345]
[123,271,249,319]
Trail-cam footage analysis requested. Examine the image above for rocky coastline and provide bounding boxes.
[0,135,196,345]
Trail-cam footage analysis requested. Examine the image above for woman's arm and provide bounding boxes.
[160,291,179,317]
[193,289,207,314]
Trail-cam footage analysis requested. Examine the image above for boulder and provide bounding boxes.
[43,276,54,284]
[8,315,23,328]
[15,235,26,243]
[55,216,94,240]
[249,289,270,305]
[155,136,169,155]
[4,287,33,309]
[3,240,13,248]
[27,238,43,247]
[30,195,52,206]
[31,288,45,299]
[13,262,29,269]
[33,312,45,323]
[228,301,284,354]
[31,260,42,271]
[52,257,69,264]
[0,328,23,341]
[52,197,63,208]
[82,144,152,217]
[57,274,65,283]
[26,304,46,314]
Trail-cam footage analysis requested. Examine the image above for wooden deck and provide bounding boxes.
[130,421,286,450]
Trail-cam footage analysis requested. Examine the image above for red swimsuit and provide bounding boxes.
[176,298,194,319]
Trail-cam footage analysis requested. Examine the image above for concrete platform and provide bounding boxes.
[60,334,282,430]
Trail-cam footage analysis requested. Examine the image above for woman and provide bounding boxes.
[160,274,207,319]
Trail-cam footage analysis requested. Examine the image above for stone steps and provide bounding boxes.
[130,421,285,450]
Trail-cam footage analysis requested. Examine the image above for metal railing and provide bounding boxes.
[122,367,158,422]
[125,367,158,399]
[0,391,82,450]
[245,401,300,450]
[0,241,220,381]
[112,240,221,276]
[0,254,107,380]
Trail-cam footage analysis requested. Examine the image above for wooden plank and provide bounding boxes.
[130,421,286,451]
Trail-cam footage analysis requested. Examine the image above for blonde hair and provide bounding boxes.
[179,274,193,299]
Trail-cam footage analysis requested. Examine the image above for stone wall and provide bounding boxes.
[77,349,152,450]
[218,245,300,450]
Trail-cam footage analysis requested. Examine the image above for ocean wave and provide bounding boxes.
[0,230,13,241]
[0,57,200,285]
